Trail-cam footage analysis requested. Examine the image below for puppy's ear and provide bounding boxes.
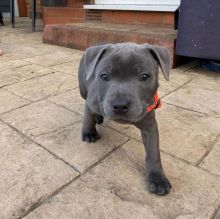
[83,44,111,80]
[143,44,170,81]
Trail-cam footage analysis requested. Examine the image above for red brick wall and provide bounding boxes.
[41,0,174,26]
[26,0,42,18]
[101,11,174,26]
[67,0,83,8]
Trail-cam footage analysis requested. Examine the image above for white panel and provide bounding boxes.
[95,0,180,5]
[84,4,179,12]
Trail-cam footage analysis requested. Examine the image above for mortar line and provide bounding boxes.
[196,133,220,166]
[47,99,82,117]
[0,102,31,116]
[160,75,199,99]
[21,57,81,69]
[211,205,220,219]
[163,102,209,116]
[5,89,34,103]
[48,58,81,67]
[0,81,20,89]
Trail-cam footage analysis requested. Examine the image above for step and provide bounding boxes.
[43,21,180,67]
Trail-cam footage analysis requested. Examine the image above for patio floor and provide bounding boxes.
[0,18,220,219]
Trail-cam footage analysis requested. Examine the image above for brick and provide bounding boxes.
[43,16,70,25]
[67,0,83,8]
[42,8,84,25]
[102,11,113,22]
[87,29,100,47]
[113,11,137,24]
[111,31,138,43]
[137,34,154,44]
[98,30,113,43]
[137,12,163,24]
[163,13,174,25]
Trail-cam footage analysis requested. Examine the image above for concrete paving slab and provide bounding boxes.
[0,121,78,219]
[199,138,220,176]
[4,72,78,101]
[0,89,30,114]
[163,73,220,117]
[33,121,128,173]
[0,100,80,137]
[106,103,220,164]
[24,140,220,219]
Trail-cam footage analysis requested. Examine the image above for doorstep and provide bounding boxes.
[43,21,181,68]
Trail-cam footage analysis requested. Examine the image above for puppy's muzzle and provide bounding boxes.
[111,98,130,114]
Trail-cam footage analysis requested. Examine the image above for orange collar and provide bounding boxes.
[147,91,161,113]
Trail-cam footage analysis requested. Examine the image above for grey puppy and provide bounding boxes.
[78,43,171,195]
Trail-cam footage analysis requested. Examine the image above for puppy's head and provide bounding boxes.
[83,43,170,123]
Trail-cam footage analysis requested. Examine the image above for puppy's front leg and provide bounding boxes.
[135,114,171,195]
[82,103,100,143]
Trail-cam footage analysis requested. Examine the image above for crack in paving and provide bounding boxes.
[196,133,220,166]
[211,205,220,219]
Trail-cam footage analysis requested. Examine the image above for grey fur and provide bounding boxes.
[78,43,171,195]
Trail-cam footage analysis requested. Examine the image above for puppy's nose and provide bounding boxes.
[112,98,129,114]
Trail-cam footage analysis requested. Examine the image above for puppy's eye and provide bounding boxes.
[139,73,151,81]
[100,74,110,81]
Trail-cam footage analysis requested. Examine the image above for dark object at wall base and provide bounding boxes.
[0,12,4,26]
[199,59,220,73]
[176,0,220,61]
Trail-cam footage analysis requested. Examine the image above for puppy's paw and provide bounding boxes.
[82,130,100,143]
[95,115,104,124]
[147,171,171,196]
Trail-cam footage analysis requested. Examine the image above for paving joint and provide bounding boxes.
[196,133,220,167]
[161,75,199,99]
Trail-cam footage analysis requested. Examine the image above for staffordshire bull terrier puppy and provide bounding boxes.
[78,43,171,195]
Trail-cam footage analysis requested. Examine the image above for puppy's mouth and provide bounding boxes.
[108,112,145,123]
[101,102,146,123]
